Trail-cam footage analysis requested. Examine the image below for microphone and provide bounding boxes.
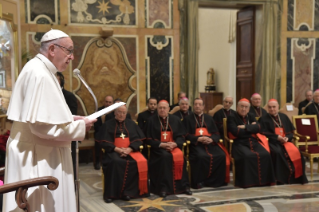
[73,68,98,112]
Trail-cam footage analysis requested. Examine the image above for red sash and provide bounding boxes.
[114,137,148,195]
[256,133,270,153]
[275,127,302,178]
[195,128,230,183]
[160,131,184,180]
[229,132,270,153]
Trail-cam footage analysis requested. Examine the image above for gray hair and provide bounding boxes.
[223,96,233,101]
[179,98,189,105]
[39,38,63,54]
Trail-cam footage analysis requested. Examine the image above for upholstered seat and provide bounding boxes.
[293,114,319,180]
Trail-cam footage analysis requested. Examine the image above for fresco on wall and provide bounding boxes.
[288,0,319,31]
[146,0,171,28]
[25,0,58,24]
[146,35,173,103]
[73,37,137,117]
[286,37,319,106]
[70,0,136,26]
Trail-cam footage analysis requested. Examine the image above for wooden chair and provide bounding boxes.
[279,103,298,122]
[208,104,223,117]
[169,106,180,114]
[0,174,59,212]
[292,114,319,180]
[223,118,235,184]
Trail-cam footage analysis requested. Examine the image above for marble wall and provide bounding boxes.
[20,0,180,119]
[283,0,319,107]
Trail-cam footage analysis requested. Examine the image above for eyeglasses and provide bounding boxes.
[54,44,74,56]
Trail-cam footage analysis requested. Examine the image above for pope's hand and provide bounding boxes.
[83,118,97,132]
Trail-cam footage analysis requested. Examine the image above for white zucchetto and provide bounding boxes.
[40,29,69,42]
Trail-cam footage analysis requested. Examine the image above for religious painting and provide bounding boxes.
[146,0,171,28]
[146,35,173,104]
[73,37,137,117]
[287,0,319,31]
[0,14,16,114]
[24,0,58,24]
[69,0,137,26]
[286,37,319,107]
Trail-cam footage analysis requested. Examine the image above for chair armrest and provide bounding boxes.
[139,145,143,153]
[294,132,310,140]
[219,139,223,143]
[0,176,59,211]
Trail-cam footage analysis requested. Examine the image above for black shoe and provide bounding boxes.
[159,192,167,198]
[94,163,100,170]
[184,188,192,195]
[104,198,112,203]
[122,195,130,201]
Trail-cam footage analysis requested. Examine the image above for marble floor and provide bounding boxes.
[79,161,319,212]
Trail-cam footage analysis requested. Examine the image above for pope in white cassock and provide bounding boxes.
[2,29,96,212]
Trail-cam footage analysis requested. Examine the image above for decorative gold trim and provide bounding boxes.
[0,4,2,18]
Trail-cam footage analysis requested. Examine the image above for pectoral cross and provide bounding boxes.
[199,129,204,135]
[163,132,168,139]
[120,132,126,139]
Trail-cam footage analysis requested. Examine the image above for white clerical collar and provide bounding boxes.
[195,112,203,117]
[160,116,167,119]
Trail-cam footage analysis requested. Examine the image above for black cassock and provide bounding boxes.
[95,118,148,200]
[227,112,276,188]
[145,114,190,195]
[184,114,229,188]
[259,113,308,184]
[213,108,235,139]
[137,110,157,132]
[304,102,319,125]
[249,106,267,119]
[173,110,193,121]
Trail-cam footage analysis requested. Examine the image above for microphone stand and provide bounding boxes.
[73,69,98,212]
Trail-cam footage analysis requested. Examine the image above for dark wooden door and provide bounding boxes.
[236,7,255,101]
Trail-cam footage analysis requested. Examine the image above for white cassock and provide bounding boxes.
[3,54,86,212]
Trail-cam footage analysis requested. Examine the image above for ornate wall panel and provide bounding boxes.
[25,0,58,24]
[286,37,317,106]
[69,0,137,26]
[24,32,138,117]
[145,35,173,103]
[146,0,171,28]
[287,0,319,31]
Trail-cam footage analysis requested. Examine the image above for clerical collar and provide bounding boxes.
[160,116,167,120]
[149,110,155,114]
[195,112,203,117]
[224,109,230,111]
[254,106,260,109]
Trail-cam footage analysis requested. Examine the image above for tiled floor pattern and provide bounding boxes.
[79,161,319,212]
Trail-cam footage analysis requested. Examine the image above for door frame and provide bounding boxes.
[181,0,282,105]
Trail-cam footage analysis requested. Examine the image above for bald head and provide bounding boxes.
[267,99,279,116]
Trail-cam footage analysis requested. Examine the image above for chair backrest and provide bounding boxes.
[208,104,223,117]
[292,114,319,145]
[169,106,180,114]
[279,103,298,122]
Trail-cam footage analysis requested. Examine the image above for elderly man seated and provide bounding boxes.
[96,105,149,203]
[173,97,193,121]
[184,98,230,189]
[249,93,267,118]
[145,100,191,197]
[259,99,308,184]
[227,98,275,188]
[213,96,235,139]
